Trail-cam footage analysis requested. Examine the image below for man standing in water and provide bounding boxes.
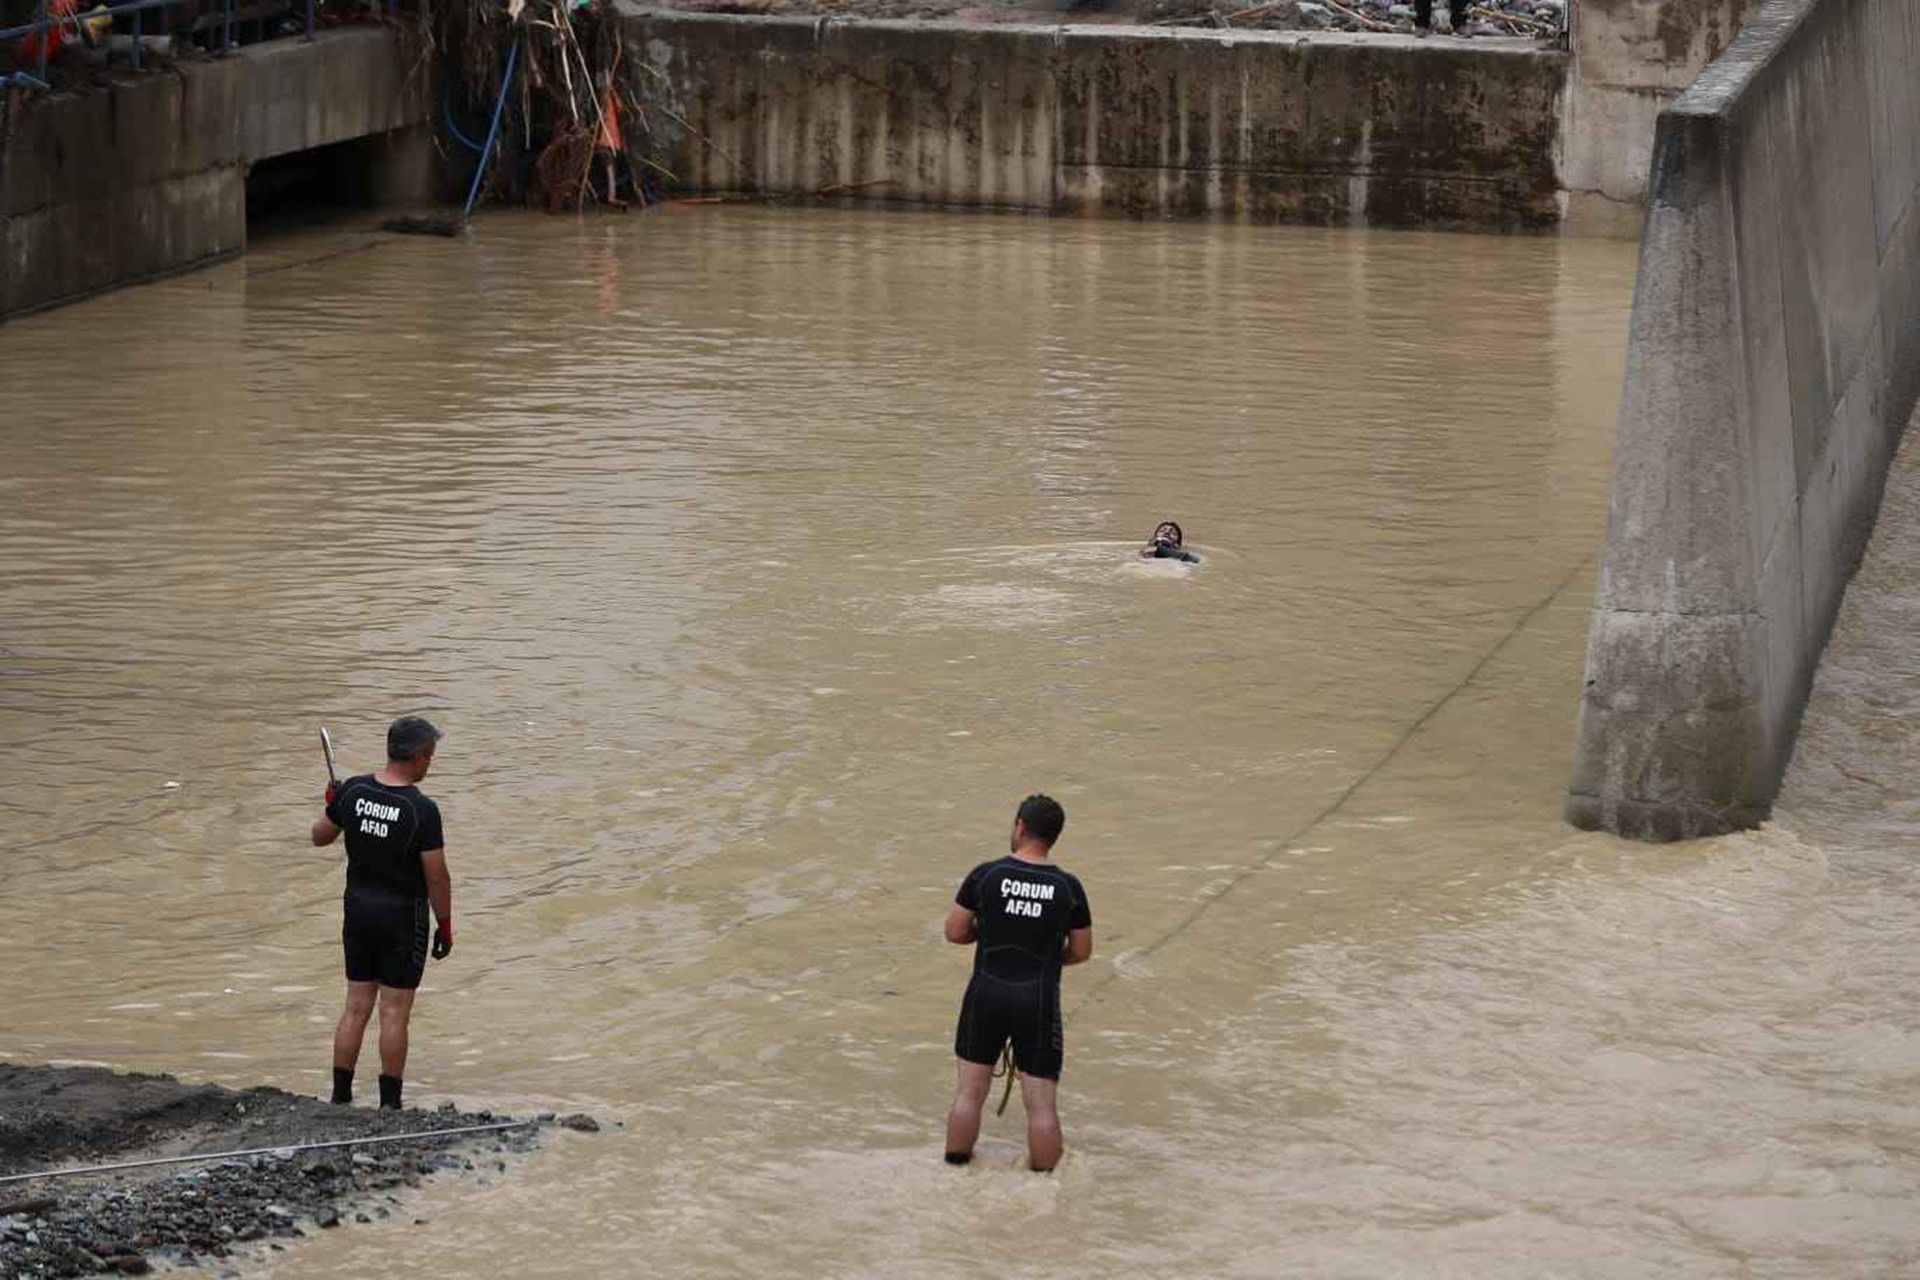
[944,794,1093,1171]
[310,716,453,1110]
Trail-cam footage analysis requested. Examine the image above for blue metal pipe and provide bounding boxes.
[461,36,518,222]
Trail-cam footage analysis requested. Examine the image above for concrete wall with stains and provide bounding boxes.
[1560,0,1757,235]
[2,28,429,320]
[1567,0,1920,837]
[623,9,1570,231]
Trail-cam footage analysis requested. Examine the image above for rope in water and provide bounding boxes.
[0,1119,538,1187]
[1062,556,1594,1030]
[992,1044,1016,1117]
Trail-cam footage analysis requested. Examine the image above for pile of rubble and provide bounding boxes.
[1140,0,1565,38]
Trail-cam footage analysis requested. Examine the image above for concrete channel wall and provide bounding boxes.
[1560,0,1755,235]
[622,8,1570,231]
[1,28,429,319]
[0,2,1763,319]
[1567,0,1920,839]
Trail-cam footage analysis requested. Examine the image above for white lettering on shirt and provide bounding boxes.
[354,795,400,839]
[1000,878,1056,917]
[354,797,402,823]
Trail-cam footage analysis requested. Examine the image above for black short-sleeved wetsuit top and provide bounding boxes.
[952,856,1092,1080]
[1145,541,1201,563]
[325,775,444,990]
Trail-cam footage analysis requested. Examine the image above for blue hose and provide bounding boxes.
[462,38,519,222]
[442,80,488,154]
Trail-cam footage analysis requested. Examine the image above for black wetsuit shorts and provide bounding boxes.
[955,973,1065,1080]
[342,886,429,990]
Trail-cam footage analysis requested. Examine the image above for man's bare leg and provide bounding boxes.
[377,987,416,1078]
[945,1059,994,1164]
[1018,1072,1063,1172]
[331,981,379,1103]
[375,986,416,1109]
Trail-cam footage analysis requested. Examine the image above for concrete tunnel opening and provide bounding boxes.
[244,130,422,233]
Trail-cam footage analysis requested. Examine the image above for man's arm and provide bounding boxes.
[422,848,453,957]
[1063,876,1093,965]
[944,903,978,945]
[1063,926,1094,966]
[313,781,343,846]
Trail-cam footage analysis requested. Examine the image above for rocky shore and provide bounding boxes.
[0,1064,594,1278]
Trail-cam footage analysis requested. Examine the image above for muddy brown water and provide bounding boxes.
[3,208,1914,1277]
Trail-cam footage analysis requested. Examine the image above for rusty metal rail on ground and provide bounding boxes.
[0,1119,541,1187]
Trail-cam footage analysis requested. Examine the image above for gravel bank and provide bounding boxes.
[0,1064,591,1278]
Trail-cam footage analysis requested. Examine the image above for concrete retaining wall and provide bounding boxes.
[1560,0,1756,235]
[623,8,1570,231]
[0,3,1793,319]
[1567,0,1920,838]
[1,28,429,319]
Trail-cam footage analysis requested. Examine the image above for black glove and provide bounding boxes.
[431,920,453,960]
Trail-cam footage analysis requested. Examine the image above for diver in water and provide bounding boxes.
[1141,520,1200,564]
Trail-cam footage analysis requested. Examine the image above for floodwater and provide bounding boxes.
[2,207,1913,1277]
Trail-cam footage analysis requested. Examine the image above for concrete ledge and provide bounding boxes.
[3,169,244,318]
[623,7,1569,231]
[1,59,247,219]
[1,29,428,320]
[1567,0,1920,838]
[241,27,429,163]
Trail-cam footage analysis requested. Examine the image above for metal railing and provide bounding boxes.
[0,0,351,88]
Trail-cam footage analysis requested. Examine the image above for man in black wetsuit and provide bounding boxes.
[944,794,1093,1172]
[310,716,453,1110]
[1141,520,1200,563]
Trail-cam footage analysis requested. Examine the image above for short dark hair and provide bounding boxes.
[387,715,442,761]
[1016,794,1066,846]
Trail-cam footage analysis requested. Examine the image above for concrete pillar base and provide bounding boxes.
[1565,793,1767,841]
